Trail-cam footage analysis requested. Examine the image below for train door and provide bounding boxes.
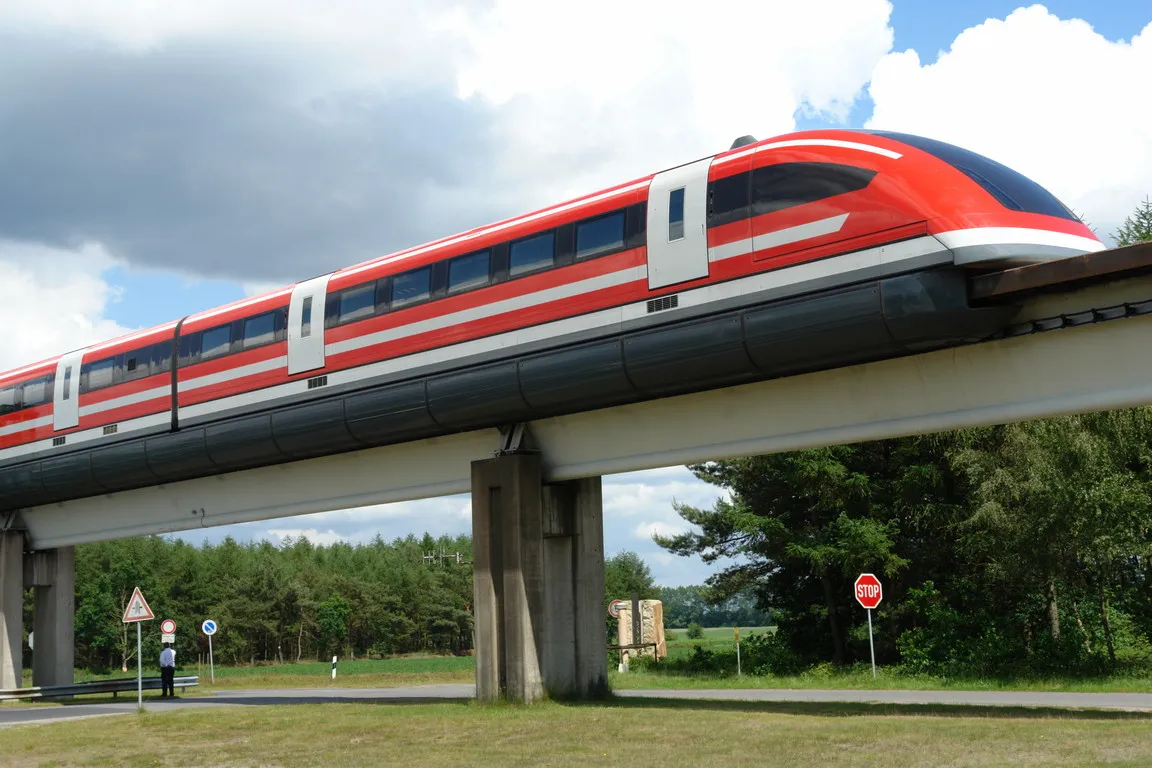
[287,274,332,375]
[52,350,84,431]
[646,156,713,290]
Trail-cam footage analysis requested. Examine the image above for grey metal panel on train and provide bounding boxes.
[0,462,45,510]
[882,270,1017,348]
[39,453,101,503]
[0,268,1021,512]
[272,399,360,459]
[624,314,756,396]
[91,441,156,493]
[426,362,533,431]
[344,380,437,446]
[146,429,215,482]
[204,415,284,470]
[743,283,894,377]
[517,339,635,415]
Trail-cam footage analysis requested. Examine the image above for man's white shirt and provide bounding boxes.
[160,648,176,667]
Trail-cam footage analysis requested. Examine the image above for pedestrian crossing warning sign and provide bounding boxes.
[122,586,154,623]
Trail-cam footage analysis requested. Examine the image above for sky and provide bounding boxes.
[1,1,1149,587]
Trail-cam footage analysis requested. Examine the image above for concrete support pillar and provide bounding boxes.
[0,532,22,690]
[26,547,74,688]
[472,453,607,703]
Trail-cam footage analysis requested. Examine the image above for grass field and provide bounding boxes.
[3,698,1151,767]
[8,627,1152,700]
[663,625,773,661]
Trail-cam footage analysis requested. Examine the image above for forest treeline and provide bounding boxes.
[30,533,475,672]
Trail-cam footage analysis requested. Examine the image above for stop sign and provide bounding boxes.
[854,573,883,609]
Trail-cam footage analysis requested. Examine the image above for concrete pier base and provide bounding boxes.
[26,547,75,688]
[0,531,22,690]
[472,453,607,703]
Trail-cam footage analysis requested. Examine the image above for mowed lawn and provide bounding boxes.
[2,698,1151,767]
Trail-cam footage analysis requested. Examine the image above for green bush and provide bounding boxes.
[686,623,704,639]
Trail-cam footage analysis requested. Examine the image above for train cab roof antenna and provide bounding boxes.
[730,135,757,150]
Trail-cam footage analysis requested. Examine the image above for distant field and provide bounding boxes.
[662,625,774,661]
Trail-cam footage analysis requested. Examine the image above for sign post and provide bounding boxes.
[121,587,155,707]
[734,627,741,676]
[160,619,176,644]
[202,619,218,683]
[854,573,883,678]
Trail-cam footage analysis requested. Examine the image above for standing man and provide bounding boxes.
[159,642,176,697]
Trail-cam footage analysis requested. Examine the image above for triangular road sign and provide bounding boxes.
[122,586,155,623]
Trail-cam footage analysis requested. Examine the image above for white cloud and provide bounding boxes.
[633,520,689,540]
[0,241,134,370]
[866,5,1152,240]
[454,0,895,203]
[0,1,898,283]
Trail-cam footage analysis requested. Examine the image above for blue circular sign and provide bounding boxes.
[202,619,217,636]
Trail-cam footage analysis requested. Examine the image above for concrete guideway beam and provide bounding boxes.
[18,274,1152,550]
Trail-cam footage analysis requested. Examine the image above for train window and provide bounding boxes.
[707,172,750,228]
[510,232,555,277]
[62,366,73,400]
[668,187,685,241]
[151,341,173,375]
[301,297,313,338]
[123,349,149,382]
[576,212,625,259]
[448,250,490,293]
[88,358,115,390]
[22,377,50,408]
[243,312,277,349]
[201,324,232,360]
[392,266,431,308]
[338,284,376,324]
[0,387,16,415]
[750,162,876,217]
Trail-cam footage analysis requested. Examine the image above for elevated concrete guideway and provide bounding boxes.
[13,252,1152,551]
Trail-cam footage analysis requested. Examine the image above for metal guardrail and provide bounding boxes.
[0,675,199,701]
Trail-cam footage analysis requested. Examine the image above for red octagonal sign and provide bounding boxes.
[854,573,883,610]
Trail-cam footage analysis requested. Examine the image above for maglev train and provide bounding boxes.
[0,129,1103,511]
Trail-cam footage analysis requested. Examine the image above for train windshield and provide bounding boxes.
[859,130,1080,222]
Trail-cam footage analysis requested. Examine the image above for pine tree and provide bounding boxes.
[1113,196,1152,246]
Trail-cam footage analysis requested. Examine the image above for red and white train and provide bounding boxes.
[0,128,1103,510]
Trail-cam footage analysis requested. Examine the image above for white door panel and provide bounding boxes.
[646,156,712,290]
[288,274,332,375]
[53,350,84,431]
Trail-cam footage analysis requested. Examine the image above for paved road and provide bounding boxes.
[3,684,1151,727]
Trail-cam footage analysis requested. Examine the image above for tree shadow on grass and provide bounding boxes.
[576,694,1152,721]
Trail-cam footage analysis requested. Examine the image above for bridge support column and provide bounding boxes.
[472,453,607,703]
[0,531,22,690]
[25,547,74,688]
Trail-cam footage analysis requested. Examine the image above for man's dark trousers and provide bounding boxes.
[161,666,175,697]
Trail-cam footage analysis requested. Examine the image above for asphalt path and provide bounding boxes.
[2,684,1151,727]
